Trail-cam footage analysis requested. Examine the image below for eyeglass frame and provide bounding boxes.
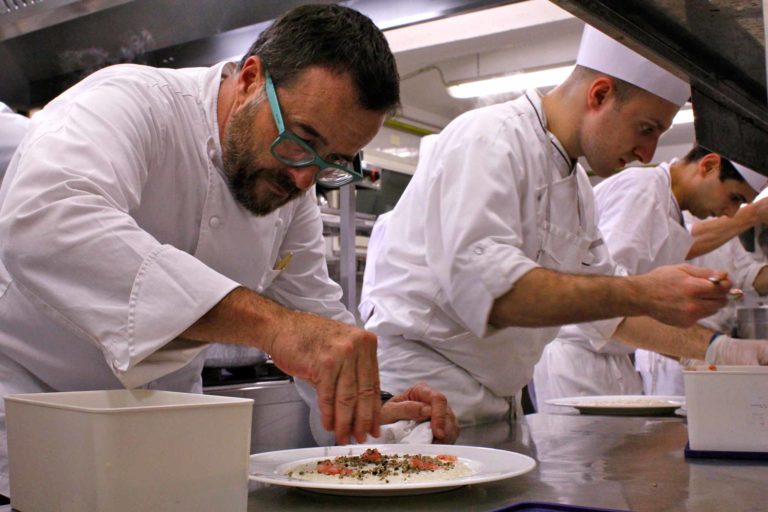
[263,68,363,187]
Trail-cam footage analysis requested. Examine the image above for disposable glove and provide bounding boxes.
[705,334,768,365]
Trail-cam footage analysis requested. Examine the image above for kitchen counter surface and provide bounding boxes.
[246,413,768,512]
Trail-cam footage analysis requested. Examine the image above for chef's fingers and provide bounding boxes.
[352,333,380,443]
[316,352,340,436]
[432,406,459,444]
[398,382,453,440]
[333,357,356,445]
[680,265,733,297]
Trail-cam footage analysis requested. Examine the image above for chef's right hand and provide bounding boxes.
[634,264,730,327]
[264,312,380,445]
[706,334,768,365]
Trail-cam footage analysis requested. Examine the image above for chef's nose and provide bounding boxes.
[723,202,741,217]
[287,166,317,190]
[634,139,658,164]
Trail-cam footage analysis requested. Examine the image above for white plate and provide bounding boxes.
[249,444,536,496]
[546,395,685,416]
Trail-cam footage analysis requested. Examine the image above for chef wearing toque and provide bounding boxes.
[362,25,768,426]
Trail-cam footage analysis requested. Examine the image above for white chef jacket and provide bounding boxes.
[0,103,30,181]
[534,162,693,409]
[0,62,352,496]
[636,210,767,395]
[364,90,622,426]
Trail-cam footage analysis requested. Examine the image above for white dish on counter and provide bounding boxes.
[249,444,536,496]
[546,395,685,416]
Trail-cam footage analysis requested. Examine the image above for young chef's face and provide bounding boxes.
[580,81,678,177]
[686,159,757,219]
[223,62,384,216]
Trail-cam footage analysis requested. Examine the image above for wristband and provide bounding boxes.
[708,331,723,345]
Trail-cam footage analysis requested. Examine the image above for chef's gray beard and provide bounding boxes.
[223,96,302,216]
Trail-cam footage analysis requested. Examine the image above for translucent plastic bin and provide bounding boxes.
[683,365,768,452]
[5,389,253,512]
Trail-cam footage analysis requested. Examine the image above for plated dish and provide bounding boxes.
[546,395,685,416]
[249,443,536,496]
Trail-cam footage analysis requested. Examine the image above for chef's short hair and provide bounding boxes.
[568,65,638,103]
[240,4,399,115]
[682,144,744,183]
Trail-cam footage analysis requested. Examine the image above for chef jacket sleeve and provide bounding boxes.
[594,170,673,275]
[262,192,356,325]
[574,238,627,347]
[423,115,540,338]
[0,79,239,388]
[729,238,765,293]
[582,170,673,351]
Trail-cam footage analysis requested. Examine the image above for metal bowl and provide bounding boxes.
[735,306,768,339]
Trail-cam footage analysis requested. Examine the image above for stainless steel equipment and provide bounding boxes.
[204,343,267,368]
[735,306,768,339]
[204,379,316,454]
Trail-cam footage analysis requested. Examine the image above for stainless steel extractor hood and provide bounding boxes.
[0,0,510,109]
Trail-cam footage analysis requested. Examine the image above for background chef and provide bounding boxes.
[362,25,766,426]
[534,146,767,408]
[0,4,459,502]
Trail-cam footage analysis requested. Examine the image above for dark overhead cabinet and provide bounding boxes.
[551,0,768,178]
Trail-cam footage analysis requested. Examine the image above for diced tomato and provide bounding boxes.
[436,454,457,462]
[361,448,382,463]
[316,461,352,476]
[408,456,439,471]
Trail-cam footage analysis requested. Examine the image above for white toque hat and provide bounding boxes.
[576,25,690,107]
[732,161,768,193]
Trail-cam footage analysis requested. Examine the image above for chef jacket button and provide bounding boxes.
[474,247,484,255]
[209,216,221,228]
[256,286,264,293]
[208,149,216,159]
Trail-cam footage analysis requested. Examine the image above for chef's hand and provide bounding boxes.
[634,264,730,327]
[705,334,768,365]
[264,311,380,445]
[380,383,459,444]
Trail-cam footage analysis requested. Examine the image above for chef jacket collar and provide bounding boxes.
[524,89,576,179]
[199,61,236,174]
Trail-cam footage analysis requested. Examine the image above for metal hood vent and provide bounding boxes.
[0,0,508,109]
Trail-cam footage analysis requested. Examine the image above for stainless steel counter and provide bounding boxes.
[246,413,768,512]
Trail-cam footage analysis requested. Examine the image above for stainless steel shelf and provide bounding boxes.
[320,207,376,235]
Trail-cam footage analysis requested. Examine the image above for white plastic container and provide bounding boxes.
[5,389,253,512]
[683,365,768,452]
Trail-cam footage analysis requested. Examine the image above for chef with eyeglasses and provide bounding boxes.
[0,4,459,502]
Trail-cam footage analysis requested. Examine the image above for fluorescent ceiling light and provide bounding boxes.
[672,107,694,125]
[447,65,574,98]
[384,0,573,53]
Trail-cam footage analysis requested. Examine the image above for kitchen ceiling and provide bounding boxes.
[0,0,726,167]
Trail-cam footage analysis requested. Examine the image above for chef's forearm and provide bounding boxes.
[488,267,644,328]
[612,316,712,360]
[687,206,757,259]
[752,266,768,296]
[180,286,286,352]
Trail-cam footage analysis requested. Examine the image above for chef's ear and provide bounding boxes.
[586,76,614,111]
[699,153,721,177]
[237,56,266,97]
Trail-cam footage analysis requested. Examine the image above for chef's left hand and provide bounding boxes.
[380,382,459,444]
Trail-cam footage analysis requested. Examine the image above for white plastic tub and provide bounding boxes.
[683,365,768,452]
[5,389,253,512]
